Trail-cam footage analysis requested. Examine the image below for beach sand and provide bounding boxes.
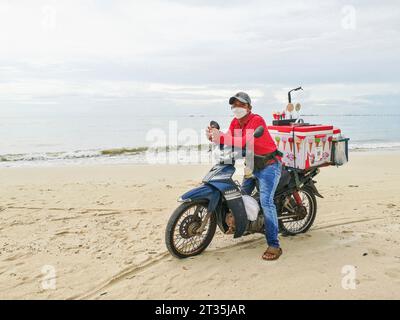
[0,151,399,299]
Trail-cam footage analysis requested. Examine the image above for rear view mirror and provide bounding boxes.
[253,126,264,138]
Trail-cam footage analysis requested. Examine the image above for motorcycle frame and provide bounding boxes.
[179,161,322,239]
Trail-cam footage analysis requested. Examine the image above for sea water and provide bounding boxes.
[1,107,399,167]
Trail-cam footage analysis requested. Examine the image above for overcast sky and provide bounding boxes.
[1,0,400,115]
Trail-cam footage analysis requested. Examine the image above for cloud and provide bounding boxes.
[0,0,399,113]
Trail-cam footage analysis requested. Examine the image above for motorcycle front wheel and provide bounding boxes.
[165,200,217,258]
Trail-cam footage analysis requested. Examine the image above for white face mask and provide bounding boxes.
[232,107,248,119]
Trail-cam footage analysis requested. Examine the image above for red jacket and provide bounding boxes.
[220,112,282,161]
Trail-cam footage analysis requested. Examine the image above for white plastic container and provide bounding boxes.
[242,195,259,221]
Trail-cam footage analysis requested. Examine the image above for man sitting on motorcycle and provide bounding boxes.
[206,92,283,261]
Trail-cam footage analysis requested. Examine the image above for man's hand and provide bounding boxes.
[206,126,221,143]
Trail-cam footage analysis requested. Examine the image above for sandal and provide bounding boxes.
[262,247,283,261]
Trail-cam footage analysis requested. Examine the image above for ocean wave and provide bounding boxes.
[349,141,400,151]
[1,141,400,166]
[100,147,149,156]
[0,144,210,163]
[0,150,102,162]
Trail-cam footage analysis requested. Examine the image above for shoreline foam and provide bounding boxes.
[1,142,400,168]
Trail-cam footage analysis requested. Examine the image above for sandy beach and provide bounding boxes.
[0,150,399,300]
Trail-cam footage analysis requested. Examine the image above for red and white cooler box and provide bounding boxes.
[268,125,342,170]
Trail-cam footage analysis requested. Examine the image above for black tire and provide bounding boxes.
[165,200,217,259]
[279,186,317,235]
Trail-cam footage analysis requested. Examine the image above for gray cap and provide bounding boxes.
[229,92,251,106]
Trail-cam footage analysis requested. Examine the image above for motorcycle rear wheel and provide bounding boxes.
[165,200,217,258]
[279,186,317,235]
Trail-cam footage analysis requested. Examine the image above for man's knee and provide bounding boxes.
[261,201,276,213]
[260,192,275,207]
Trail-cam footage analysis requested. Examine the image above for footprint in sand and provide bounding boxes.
[384,268,400,281]
[359,274,376,283]
[341,230,354,234]
[361,233,372,239]
[368,248,385,257]
[300,233,312,239]
[164,286,179,295]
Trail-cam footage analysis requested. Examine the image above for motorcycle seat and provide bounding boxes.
[276,167,291,192]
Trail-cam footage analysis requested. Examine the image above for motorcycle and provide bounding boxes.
[165,121,323,259]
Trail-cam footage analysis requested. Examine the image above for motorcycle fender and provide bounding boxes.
[206,181,248,238]
[306,180,324,198]
[181,182,248,238]
[222,188,248,238]
[180,184,220,213]
[180,184,229,234]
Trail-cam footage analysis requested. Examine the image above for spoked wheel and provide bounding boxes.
[165,200,217,258]
[279,186,317,235]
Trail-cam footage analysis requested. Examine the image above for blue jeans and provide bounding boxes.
[241,161,282,248]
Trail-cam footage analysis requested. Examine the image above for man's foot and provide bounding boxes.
[262,246,282,261]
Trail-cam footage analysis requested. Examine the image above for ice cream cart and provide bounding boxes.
[268,87,349,170]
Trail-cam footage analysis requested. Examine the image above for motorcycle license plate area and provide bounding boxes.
[268,125,342,170]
